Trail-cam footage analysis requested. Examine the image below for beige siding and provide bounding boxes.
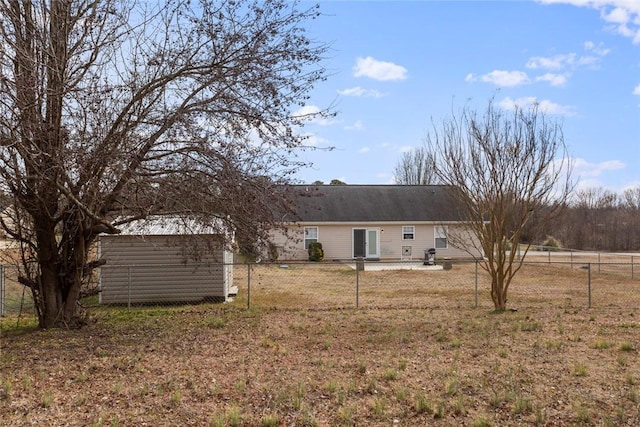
[99,235,231,304]
[311,225,353,260]
[269,226,306,260]
[271,223,480,261]
[380,224,476,260]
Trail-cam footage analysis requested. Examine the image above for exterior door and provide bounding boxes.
[353,228,379,259]
[353,229,366,258]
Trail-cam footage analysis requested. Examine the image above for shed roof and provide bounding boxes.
[112,216,223,236]
[289,185,465,223]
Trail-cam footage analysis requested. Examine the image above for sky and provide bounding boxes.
[292,0,640,193]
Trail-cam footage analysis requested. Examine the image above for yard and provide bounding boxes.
[1,260,640,426]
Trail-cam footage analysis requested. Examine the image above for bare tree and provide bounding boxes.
[557,186,640,251]
[571,187,619,250]
[426,100,573,311]
[621,187,640,250]
[0,0,329,328]
[621,187,640,210]
[393,147,438,185]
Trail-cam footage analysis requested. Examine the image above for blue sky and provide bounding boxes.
[292,0,640,192]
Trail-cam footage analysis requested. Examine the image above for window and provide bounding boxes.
[435,226,448,249]
[304,226,318,249]
[402,225,415,240]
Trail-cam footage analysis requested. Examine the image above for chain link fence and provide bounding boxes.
[239,259,639,311]
[1,256,639,320]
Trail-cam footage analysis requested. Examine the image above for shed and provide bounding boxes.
[98,217,235,305]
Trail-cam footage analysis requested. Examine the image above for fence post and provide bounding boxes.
[356,263,360,309]
[587,263,592,309]
[474,261,478,308]
[247,263,251,310]
[127,266,132,310]
[0,265,4,317]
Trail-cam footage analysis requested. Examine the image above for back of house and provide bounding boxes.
[270,185,481,262]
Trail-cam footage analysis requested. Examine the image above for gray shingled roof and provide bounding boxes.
[289,185,464,222]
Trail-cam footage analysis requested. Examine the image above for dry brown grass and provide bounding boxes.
[2,260,640,426]
[240,260,640,311]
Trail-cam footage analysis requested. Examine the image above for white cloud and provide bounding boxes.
[576,55,602,67]
[600,4,640,41]
[294,105,321,117]
[499,96,577,116]
[566,157,627,191]
[470,43,607,89]
[526,53,577,70]
[602,6,631,24]
[536,0,640,16]
[292,105,335,126]
[345,120,365,131]
[536,73,569,86]
[353,56,408,81]
[584,40,611,56]
[466,70,531,87]
[526,44,608,72]
[573,157,626,178]
[337,86,385,98]
[358,147,370,153]
[536,0,640,44]
[633,83,640,95]
[300,133,331,148]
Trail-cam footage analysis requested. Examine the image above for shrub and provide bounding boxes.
[308,242,324,262]
[541,235,562,251]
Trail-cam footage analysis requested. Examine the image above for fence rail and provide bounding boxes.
[1,258,639,319]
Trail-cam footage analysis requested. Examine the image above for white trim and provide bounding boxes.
[402,225,415,240]
[435,226,448,249]
[352,227,380,259]
[304,226,318,250]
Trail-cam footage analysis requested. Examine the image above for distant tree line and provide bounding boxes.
[533,186,640,252]
[311,179,347,185]
[394,149,640,252]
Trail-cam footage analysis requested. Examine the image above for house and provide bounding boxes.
[271,185,480,261]
[98,217,235,305]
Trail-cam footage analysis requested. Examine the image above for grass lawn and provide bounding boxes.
[2,301,640,426]
[2,259,639,425]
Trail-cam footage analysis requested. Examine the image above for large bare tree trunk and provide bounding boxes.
[0,0,329,328]
[31,218,91,328]
[489,269,511,312]
[490,278,506,312]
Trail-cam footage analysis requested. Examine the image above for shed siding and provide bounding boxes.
[99,235,230,304]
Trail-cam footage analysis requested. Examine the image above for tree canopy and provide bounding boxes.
[426,99,573,311]
[393,147,438,185]
[0,0,329,327]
